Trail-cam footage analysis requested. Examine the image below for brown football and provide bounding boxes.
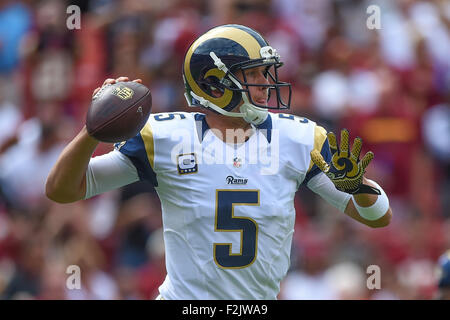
[86,81,152,143]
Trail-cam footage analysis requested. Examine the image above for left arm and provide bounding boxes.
[307,174,392,228]
[344,177,392,228]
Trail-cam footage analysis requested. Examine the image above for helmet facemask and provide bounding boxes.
[227,55,292,110]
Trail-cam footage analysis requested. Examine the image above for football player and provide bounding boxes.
[46,24,392,300]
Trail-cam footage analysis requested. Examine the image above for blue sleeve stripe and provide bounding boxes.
[255,113,272,143]
[320,137,332,162]
[194,113,209,142]
[116,133,158,187]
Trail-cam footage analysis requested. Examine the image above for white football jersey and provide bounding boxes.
[115,111,332,300]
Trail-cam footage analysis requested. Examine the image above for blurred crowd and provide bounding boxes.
[0,0,449,300]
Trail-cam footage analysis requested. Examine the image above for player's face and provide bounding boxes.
[236,65,270,108]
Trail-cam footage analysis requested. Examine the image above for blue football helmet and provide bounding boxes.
[182,24,291,125]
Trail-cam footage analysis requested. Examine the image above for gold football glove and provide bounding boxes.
[310,129,381,195]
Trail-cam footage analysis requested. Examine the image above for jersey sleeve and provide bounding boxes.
[85,150,140,199]
[114,122,158,187]
[306,172,351,213]
[302,125,332,185]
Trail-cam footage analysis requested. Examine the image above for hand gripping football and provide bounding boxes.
[86,81,152,143]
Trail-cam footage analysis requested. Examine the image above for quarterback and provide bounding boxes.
[46,25,392,300]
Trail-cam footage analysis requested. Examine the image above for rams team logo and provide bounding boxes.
[112,86,134,100]
[226,176,248,185]
[177,153,198,175]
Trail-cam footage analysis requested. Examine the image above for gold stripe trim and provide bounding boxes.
[308,125,328,173]
[140,122,155,168]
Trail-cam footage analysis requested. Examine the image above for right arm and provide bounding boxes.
[46,76,141,203]
[45,126,99,203]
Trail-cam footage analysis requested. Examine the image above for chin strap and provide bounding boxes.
[187,52,268,126]
[189,91,268,125]
[190,91,243,118]
[239,102,268,125]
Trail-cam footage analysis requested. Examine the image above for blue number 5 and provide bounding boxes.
[214,190,259,269]
[154,113,186,121]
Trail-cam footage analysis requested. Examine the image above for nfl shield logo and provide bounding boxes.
[112,86,134,100]
[233,157,242,168]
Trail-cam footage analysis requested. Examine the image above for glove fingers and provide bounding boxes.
[340,129,349,158]
[360,151,374,171]
[327,132,338,155]
[350,137,362,162]
[310,150,330,173]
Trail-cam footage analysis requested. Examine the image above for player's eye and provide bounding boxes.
[247,70,257,77]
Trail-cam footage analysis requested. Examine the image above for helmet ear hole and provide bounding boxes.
[199,75,224,97]
[210,87,224,98]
